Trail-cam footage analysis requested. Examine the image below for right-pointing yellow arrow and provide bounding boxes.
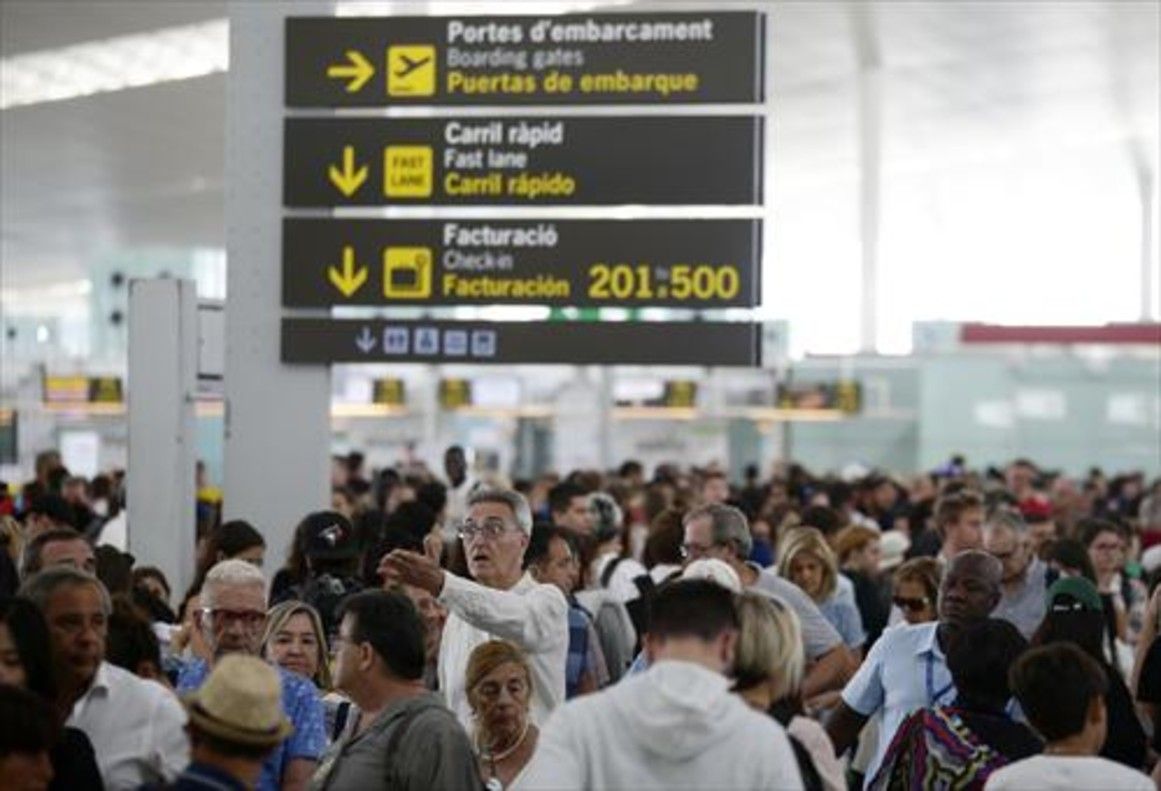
[328,146,368,197]
[326,50,375,93]
[328,246,368,298]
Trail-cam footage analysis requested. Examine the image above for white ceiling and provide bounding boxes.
[1,0,1158,292]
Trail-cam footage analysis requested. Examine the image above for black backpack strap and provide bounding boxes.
[600,556,626,588]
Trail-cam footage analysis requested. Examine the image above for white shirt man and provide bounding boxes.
[21,565,187,790]
[69,660,189,790]
[381,488,569,730]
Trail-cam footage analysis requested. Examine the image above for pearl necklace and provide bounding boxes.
[481,721,530,764]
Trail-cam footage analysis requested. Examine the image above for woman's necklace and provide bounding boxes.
[480,723,531,791]
[484,721,531,764]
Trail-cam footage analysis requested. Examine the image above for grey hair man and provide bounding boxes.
[176,558,327,791]
[983,509,1049,639]
[680,503,855,698]
[21,566,188,789]
[380,487,569,732]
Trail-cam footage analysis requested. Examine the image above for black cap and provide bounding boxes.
[301,511,358,560]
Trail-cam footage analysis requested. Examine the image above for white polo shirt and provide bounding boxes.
[67,661,189,790]
[841,621,952,786]
[438,570,569,731]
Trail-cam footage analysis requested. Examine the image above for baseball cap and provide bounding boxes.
[1046,575,1103,613]
[300,511,358,561]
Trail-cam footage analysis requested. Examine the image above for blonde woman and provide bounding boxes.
[261,600,332,689]
[779,527,866,651]
[733,592,845,791]
[466,640,538,791]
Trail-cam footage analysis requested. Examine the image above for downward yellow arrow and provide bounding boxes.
[328,246,368,298]
[328,146,368,197]
[326,50,375,93]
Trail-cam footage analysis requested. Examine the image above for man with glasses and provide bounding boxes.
[983,509,1050,639]
[681,504,854,698]
[379,488,569,732]
[312,590,480,790]
[177,558,327,791]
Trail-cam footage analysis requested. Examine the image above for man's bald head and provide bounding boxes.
[938,550,1003,628]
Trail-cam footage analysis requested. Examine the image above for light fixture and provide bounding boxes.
[1,19,228,110]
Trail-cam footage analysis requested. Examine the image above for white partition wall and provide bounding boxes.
[127,278,198,595]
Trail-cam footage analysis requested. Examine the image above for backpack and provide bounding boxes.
[281,573,364,644]
[867,706,1008,791]
[599,556,657,642]
[574,588,637,683]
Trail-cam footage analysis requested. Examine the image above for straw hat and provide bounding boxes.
[183,654,294,748]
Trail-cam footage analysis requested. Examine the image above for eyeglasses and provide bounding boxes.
[680,542,715,560]
[893,596,931,612]
[202,608,266,629]
[458,519,514,543]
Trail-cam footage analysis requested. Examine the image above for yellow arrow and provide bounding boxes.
[326,50,375,93]
[328,246,368,298]
[328,146,368,197]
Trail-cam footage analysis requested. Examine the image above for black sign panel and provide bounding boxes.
[282,319,760,367]
[285,13,765,107]
[282,218,761,308]
[283,116,763,207]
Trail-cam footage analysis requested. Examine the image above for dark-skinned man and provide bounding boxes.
[826,550,1004,786]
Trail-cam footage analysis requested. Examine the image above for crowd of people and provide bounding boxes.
[2,445,1161,790]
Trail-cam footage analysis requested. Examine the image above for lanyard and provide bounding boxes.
[925,652,954,706]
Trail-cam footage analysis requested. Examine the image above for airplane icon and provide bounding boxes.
[394,54,431,78]
[387,45,436,97]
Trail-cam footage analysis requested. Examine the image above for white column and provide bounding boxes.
[1138,166,1156,321]
[223,1,332,569]
[127,278,198,595]
[852,2,882,354]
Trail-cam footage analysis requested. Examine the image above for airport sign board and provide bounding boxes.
[282,218,761,308]
[282,319,761,367]
[283,116,763,207]
[285,12,765,107]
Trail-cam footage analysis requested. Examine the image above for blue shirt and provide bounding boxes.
[819,591,867,649]
[565,604,592,698]
[143,761,249,791]
[841,622,952,787]
[177,659,326,791]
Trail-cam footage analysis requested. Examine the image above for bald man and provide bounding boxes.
[827,551,1003,785]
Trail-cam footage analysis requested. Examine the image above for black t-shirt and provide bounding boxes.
[50,726,103,791]
[1102,662,1147,768]
[1137,638,1161,751]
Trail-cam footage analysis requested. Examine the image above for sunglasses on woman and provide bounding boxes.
[893,596,930,612]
